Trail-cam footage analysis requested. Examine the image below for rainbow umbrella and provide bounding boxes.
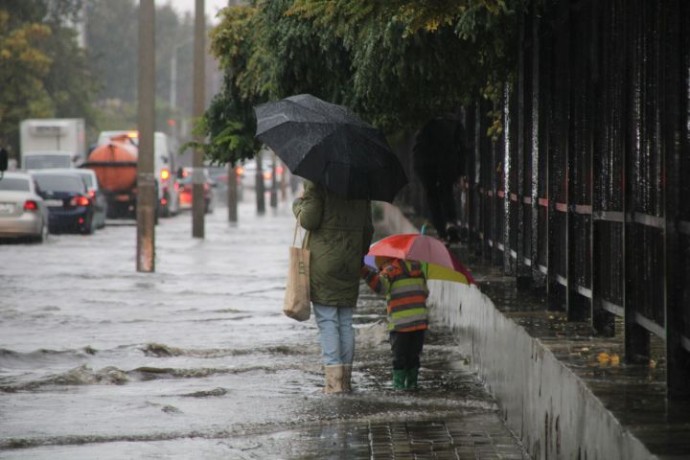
[365,233,474,284]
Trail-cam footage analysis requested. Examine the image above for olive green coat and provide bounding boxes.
[292,180,374,308]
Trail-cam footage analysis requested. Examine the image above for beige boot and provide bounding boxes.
[324,365,344,394]
[341,364,352,392]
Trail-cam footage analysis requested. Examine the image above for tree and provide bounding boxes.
[202,0,520,165]
[0,0,97,157]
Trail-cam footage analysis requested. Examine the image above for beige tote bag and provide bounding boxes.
[283,219,311,321]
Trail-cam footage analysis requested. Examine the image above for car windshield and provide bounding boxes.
[77,172,95,188]
[24,155,72,169]
[34,174,84,193]
[0,177,30,192]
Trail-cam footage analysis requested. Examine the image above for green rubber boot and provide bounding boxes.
[405,368,419,390]
[392,369,406,389]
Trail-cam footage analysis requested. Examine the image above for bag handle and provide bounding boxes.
[293,216,311,249]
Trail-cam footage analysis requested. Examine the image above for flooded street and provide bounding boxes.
[0,196,526,459]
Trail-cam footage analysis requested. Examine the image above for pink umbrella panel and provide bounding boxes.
[363,254,474,285]
[364,233,475,285]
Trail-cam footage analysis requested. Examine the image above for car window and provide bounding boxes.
[0,177,30,192]
[78,173,95,188]
[33,174,85,193]
[24,155,72,169]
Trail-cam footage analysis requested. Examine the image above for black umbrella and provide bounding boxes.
[254,94,407,202]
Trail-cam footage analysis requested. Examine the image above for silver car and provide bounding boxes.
[0,171,49,242]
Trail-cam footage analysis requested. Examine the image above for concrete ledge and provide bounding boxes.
[377,202,658,460]
[374,202,419,235]
[427,280,653,460]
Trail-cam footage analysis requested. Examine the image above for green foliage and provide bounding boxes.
[202,0,522,165]
[0,0,98,156]
[203,5,264,165]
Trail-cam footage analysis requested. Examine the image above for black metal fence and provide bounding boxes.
[403,0,690,400]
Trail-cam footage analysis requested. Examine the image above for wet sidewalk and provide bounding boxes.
[229,413,528,459]
[445,246,690,460]
[221,283,531,460]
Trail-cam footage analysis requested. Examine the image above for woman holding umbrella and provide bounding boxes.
[256,94,407,394]
[293,180,374,393]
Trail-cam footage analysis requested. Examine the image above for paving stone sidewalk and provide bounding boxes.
[230,288,530,460]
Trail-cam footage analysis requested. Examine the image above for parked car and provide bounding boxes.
[240,156,284,192]
[177,167,215,214]
[0,171,49,242]
[206,164,245,204]
[206,165,227,205]
[32,170,96,234]
[47,168,107,229]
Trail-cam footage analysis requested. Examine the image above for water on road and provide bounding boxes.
[0,195,525,459]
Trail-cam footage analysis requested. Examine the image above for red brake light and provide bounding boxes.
[70,195,90,207]
[23,200,39,211]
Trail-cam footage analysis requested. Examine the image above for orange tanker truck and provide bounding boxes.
[83,134,139,218]
[84,131,182,219]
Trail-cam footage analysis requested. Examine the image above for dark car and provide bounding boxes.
[32,170,96,234]
[49,168,108,229]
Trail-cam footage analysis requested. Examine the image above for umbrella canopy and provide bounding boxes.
[365,233,475,284]
[254,94,408,202]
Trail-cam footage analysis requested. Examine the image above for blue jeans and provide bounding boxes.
[313,303,355,366]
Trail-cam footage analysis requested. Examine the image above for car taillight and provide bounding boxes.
[161,168,170,181]
[23,200,39,211]
[70,195,90,207]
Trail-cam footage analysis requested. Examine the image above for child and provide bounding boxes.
[361,257,429,390]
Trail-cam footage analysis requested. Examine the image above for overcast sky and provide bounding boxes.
[164,0,229,23]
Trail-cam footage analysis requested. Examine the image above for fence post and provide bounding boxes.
[664,0,690,400]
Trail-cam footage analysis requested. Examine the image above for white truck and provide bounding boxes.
[19,118,86,170]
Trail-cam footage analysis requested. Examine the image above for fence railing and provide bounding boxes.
[402,0,690,401]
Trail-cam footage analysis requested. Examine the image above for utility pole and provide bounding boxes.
[192,0,205,238]
[136,0,156,272]
[255,149,266,214]
[270,153,277,208]
[228,164,238,223]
